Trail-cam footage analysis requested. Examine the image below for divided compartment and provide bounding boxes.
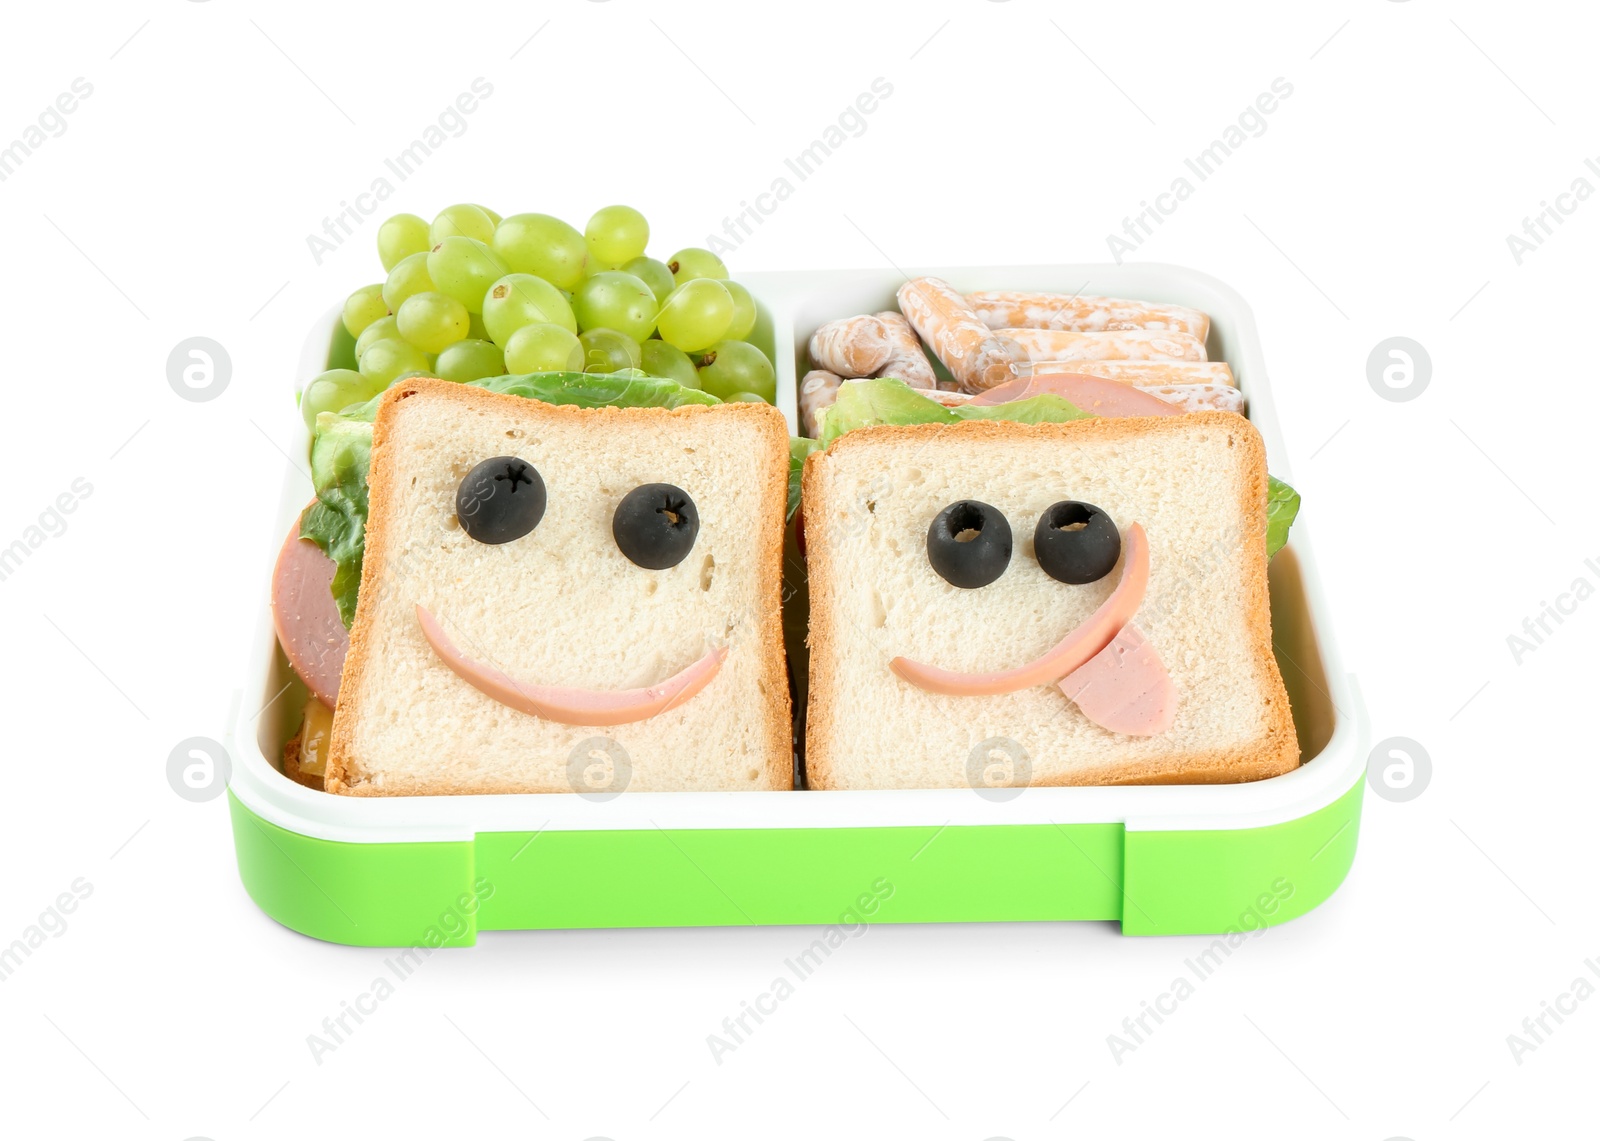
[229,264,1364,943]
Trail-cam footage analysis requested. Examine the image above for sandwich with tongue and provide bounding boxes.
[795,375,1302,791]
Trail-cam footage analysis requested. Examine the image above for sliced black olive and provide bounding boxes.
[613,483,699,569]
[456,456,546,545]
[1034,500,1120,584]
[926,500,1011,589]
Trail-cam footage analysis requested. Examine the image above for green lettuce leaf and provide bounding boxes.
[1265,475,1301,559]
[789,437,822,520]
[299,371,722,626]
[818,377,1090,447]
[817,376,956,445]
[952,396,1094,426]
[298,413,374,626]
[475,369,720,408]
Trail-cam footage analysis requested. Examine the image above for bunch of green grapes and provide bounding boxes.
[303,203,775,429]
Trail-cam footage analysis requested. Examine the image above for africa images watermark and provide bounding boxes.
[306,878,495,1065]
[706,877,896,1064]
[1505,556,1600,664]
[702,77,895,258]
[305,78,495,265]
[0,478,94,586]
[1505,955,1600,1065]
[0,77,94,183]
[0,878,94,983]
[1504,156,1600,265]
[1106,877,1295,1064]
[1106,77,1295,264]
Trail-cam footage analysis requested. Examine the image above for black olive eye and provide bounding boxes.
[613,483,699,569]
[456,456,546,545]
[926,500,1012,589]
[1034,500,1120,584]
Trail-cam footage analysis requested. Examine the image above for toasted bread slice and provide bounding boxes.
[327,379,792,795]
[802,413,1298,789]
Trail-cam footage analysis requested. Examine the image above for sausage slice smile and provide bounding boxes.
[416,603,726,726]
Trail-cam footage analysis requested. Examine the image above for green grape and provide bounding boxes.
[723,280,757,341]
[427,236,510,313]
[695,340,776,402]
[578,327,642,374]
[435,338,506,383]
[396,291,470,354]
[300,369,385,432]
[382,252,435,312]
[342,283,389,338]
[668,247,728,284]
[473,204,502,226]
[355,315,400,360]
[585,205,649,264]
[430,203,497,244]
[468,311,489,341]
[504,323,583,373]
[640,340,702,389]
[722,391,768,403]
[572,271,658,340]
[377,214,431,272]
[656,279,734,352]
[492,213,588,290]
[623,256,677,304]
[358,338,431,387]
[483,273,577,344]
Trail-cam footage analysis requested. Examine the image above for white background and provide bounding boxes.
[1,0,1595,1137]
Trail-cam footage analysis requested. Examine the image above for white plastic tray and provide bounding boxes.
[228,264,1364,845]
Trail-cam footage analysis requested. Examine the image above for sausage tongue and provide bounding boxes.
[1057,623,1177,736]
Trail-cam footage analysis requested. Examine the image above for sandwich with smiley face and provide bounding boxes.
[800,383,1300,790]
[323,378,792,795]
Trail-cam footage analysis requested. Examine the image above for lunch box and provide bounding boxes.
[226,264,1365,945]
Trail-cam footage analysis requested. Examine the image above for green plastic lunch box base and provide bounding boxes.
[230,779,1361,944]
[230,264,1367,944]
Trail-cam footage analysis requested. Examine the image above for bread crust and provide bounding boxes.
[802,412,1298,789]
[325,377,793,796]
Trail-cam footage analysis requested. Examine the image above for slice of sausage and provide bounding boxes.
[1057,623,1176,736]
[271,507,348,708]
[416,604,726,726]
[969,373,1183,416]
